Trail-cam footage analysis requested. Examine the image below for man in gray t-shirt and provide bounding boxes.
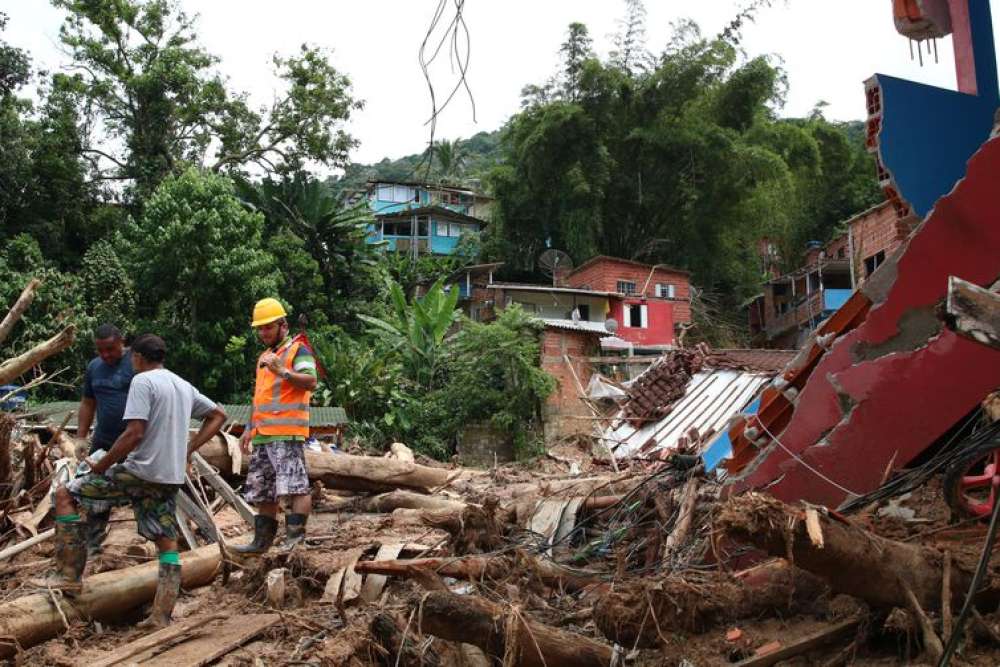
[39,334,226,629]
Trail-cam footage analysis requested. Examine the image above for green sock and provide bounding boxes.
[159,551,180,565]
[55,514,81,523]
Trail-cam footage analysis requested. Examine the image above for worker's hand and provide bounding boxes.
[260,351,282,374]
[239,429,253,455]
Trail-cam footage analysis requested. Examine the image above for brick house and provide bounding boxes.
[750,201,917,348]
[564,256,692,348]
[539,323,608,440]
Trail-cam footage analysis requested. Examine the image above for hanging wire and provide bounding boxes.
[408,0,476,183]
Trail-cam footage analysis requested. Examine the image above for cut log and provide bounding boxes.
[0,543,221,657]
[355,554,600,593]
[594,559,828,648]
[416,590,613,667]
[0,278,41,346]
[716,493,980,611]
[330,489,467,515]
[266,568,286,609]
[0,325,76,386]
[198,440,459,494]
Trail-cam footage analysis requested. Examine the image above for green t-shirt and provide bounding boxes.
[252,338,317,445]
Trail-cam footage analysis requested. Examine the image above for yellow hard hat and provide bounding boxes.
[251,298,287,327]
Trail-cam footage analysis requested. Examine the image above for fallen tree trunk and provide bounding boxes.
[330,489,467,515]
[416,590,613,667]
[371,612,443,667]
[0,325,76,386]
[716,493,980,611]
[594,559,828,648]
[0,278,41,347]
[199,440,460,494]
[355,554,600,593]
[0,543,221,657]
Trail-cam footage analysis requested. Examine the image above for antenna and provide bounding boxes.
[538,249,574,287]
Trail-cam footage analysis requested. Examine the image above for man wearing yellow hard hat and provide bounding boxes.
[233,298,318,554]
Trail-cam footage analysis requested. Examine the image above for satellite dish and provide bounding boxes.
[538,249,574,286]
[605,318,619,334]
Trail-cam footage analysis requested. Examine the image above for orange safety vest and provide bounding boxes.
[250,339,312,438]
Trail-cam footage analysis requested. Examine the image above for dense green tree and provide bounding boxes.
[236,173,385,332]
[559,22,594,99]
[118,168,281,399]
[489,18,879,312]
[80,239,136,332]
[51,0,360,201]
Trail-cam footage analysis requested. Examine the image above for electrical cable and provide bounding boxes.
[937,475,1000,666]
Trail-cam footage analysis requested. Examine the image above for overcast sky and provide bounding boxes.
[6,1,999,171]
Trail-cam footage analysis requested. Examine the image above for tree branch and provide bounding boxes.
[0,326,77,386]
[0,279,42,347]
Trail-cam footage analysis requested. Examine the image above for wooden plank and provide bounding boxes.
[321,546,368,604]
[87,613,225,667]
[554,497,583,547]
[138,613,280,667]
[175,506,200,551]
[341,551,365,603]
[360,543,405,603]
[191,452,255,526]
[190,450,251,519]
[175,490,217,543]
[734,619,860,667]
[528,499,572,555]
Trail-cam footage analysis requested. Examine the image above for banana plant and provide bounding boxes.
[358,278,460,390]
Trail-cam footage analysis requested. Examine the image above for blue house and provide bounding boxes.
[365,180,490,256]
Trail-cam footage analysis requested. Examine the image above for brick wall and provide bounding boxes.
[540,328,602,440]
[849,202,915,283]
[566,257,691,323]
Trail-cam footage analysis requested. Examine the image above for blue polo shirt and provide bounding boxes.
[82,350,135,448]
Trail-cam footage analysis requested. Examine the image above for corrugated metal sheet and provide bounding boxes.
[21,402,348,430]
[607,370,771,459]
[541,319,613,336]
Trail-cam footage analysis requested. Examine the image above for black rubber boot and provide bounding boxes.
[232,515,278,554]
[278,513,307,552]
[137,562,181,629]
[30,521,88,594]
[85,510,111,558]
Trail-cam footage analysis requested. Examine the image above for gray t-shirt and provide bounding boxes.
[122,368,217,485]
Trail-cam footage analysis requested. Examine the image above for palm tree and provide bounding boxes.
[432,138,466,182]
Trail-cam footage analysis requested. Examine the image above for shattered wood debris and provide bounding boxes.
[1,300,1000,666]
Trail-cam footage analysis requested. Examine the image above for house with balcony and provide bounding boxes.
[365,180,491,256]
[750,201,917,348]
[454,255,692,351]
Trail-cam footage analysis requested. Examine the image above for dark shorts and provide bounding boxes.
[65,464,180,542]
[244,440,310,504]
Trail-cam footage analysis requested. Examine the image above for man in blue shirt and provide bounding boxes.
[75,323,134,555]
[78,324,134,452]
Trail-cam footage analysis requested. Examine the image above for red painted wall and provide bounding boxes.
[566,257,691,324]
[609,298,676,346]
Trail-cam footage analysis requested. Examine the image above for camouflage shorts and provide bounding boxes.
[65,464,180,542]
[243,440,310,504]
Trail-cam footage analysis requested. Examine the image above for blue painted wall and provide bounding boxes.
[875,0,999,218]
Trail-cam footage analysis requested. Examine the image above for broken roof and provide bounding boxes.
[375,205,487,226]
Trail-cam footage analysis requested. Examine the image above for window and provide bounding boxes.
[382,219,411,237]
[655,283,676,299]
[576,304,591,321]
[626,304,648,328]
[807,271,820,293]
[837,247,846,259]
[617,280,637,295]
[864,250,886,276]
[416,215,430,237]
